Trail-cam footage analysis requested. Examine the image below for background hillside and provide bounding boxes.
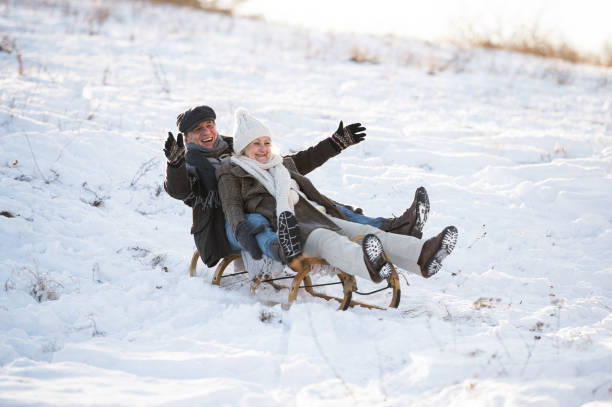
[1,0,611,406]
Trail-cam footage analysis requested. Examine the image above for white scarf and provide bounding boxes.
[231,154,300,217]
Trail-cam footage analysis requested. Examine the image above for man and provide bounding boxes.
[163,105,429,268]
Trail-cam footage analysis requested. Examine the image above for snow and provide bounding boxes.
[1,0,611,406]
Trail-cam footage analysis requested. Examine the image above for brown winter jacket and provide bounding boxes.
[164,135,344,267]
[216,156,348,244]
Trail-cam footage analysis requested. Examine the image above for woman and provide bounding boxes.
[217,108,458,283]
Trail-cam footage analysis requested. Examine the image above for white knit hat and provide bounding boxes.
[232,107,273,154]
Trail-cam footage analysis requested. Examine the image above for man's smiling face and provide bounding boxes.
[185,120,218,149]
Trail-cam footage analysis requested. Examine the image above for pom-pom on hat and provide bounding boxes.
[232,107,273,154]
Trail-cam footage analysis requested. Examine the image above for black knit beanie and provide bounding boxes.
[176,105,217,133]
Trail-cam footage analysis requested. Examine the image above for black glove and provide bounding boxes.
[330,121,366,151]
[164,132,185,167]
[235,221,265,260]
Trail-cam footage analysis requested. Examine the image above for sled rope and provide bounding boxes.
[355,284,391,296]
[301,281,343,288]
[220,272,391,294]
[263,275,343,289]
[222,271,248,278]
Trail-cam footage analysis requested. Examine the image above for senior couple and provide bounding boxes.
[164,105,457,284]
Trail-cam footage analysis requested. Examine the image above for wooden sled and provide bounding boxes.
[189,245,402,311]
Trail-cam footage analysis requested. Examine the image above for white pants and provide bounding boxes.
[302,217,424,281]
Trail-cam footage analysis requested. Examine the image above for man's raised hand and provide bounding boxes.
[164,132,185,167]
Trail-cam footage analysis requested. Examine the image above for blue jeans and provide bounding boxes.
[225,206,384,261]
[225,213,280,260]
[334,204,384,228]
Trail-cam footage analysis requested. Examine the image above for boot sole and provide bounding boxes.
[423,226,457,278]
[411,187,430,239]
[278,211,302,261]
[363,234,393,283]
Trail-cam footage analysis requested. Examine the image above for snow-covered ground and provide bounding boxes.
[1,1,611,406]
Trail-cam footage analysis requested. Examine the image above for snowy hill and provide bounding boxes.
[1,0,611,406]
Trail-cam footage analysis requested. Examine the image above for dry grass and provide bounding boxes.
[603,41,612,67]
[88,6,110,35]
[456,24,612,68]
[349,47,379,64]
[0,35,23,75]
[23,267,63,302]
[141,0,246,16]
[425,49,473,75]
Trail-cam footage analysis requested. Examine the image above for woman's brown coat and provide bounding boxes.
[216,157,348,244]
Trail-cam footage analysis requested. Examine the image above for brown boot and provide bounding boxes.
[362,234,393,283]
[417,226,458,278]
[380,187,429,238]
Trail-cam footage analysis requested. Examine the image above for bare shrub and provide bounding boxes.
[455,23,610,67]
[543,65,573,85]
[198,0,244,15]
[88,7,110,35]
[423,53,438,75]
[259,309,275,323]
[24,267,63,302]
[0,35,14,53]
[117,246,151,259]
[349,47,378,64]
[143,0,207,9]
[81,182,109,207]
[0,35,23,75]
[88,314,106,337]
[473,297,502,310]
[603,41,612,67]
[427,49,473,74]
[151,254,167,267]
[4,278,16,292]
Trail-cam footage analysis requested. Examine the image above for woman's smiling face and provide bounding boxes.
[244,136,272,163]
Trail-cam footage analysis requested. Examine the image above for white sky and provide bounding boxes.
[237,0,612,55]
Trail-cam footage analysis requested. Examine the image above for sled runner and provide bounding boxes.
[189,236,402,311]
